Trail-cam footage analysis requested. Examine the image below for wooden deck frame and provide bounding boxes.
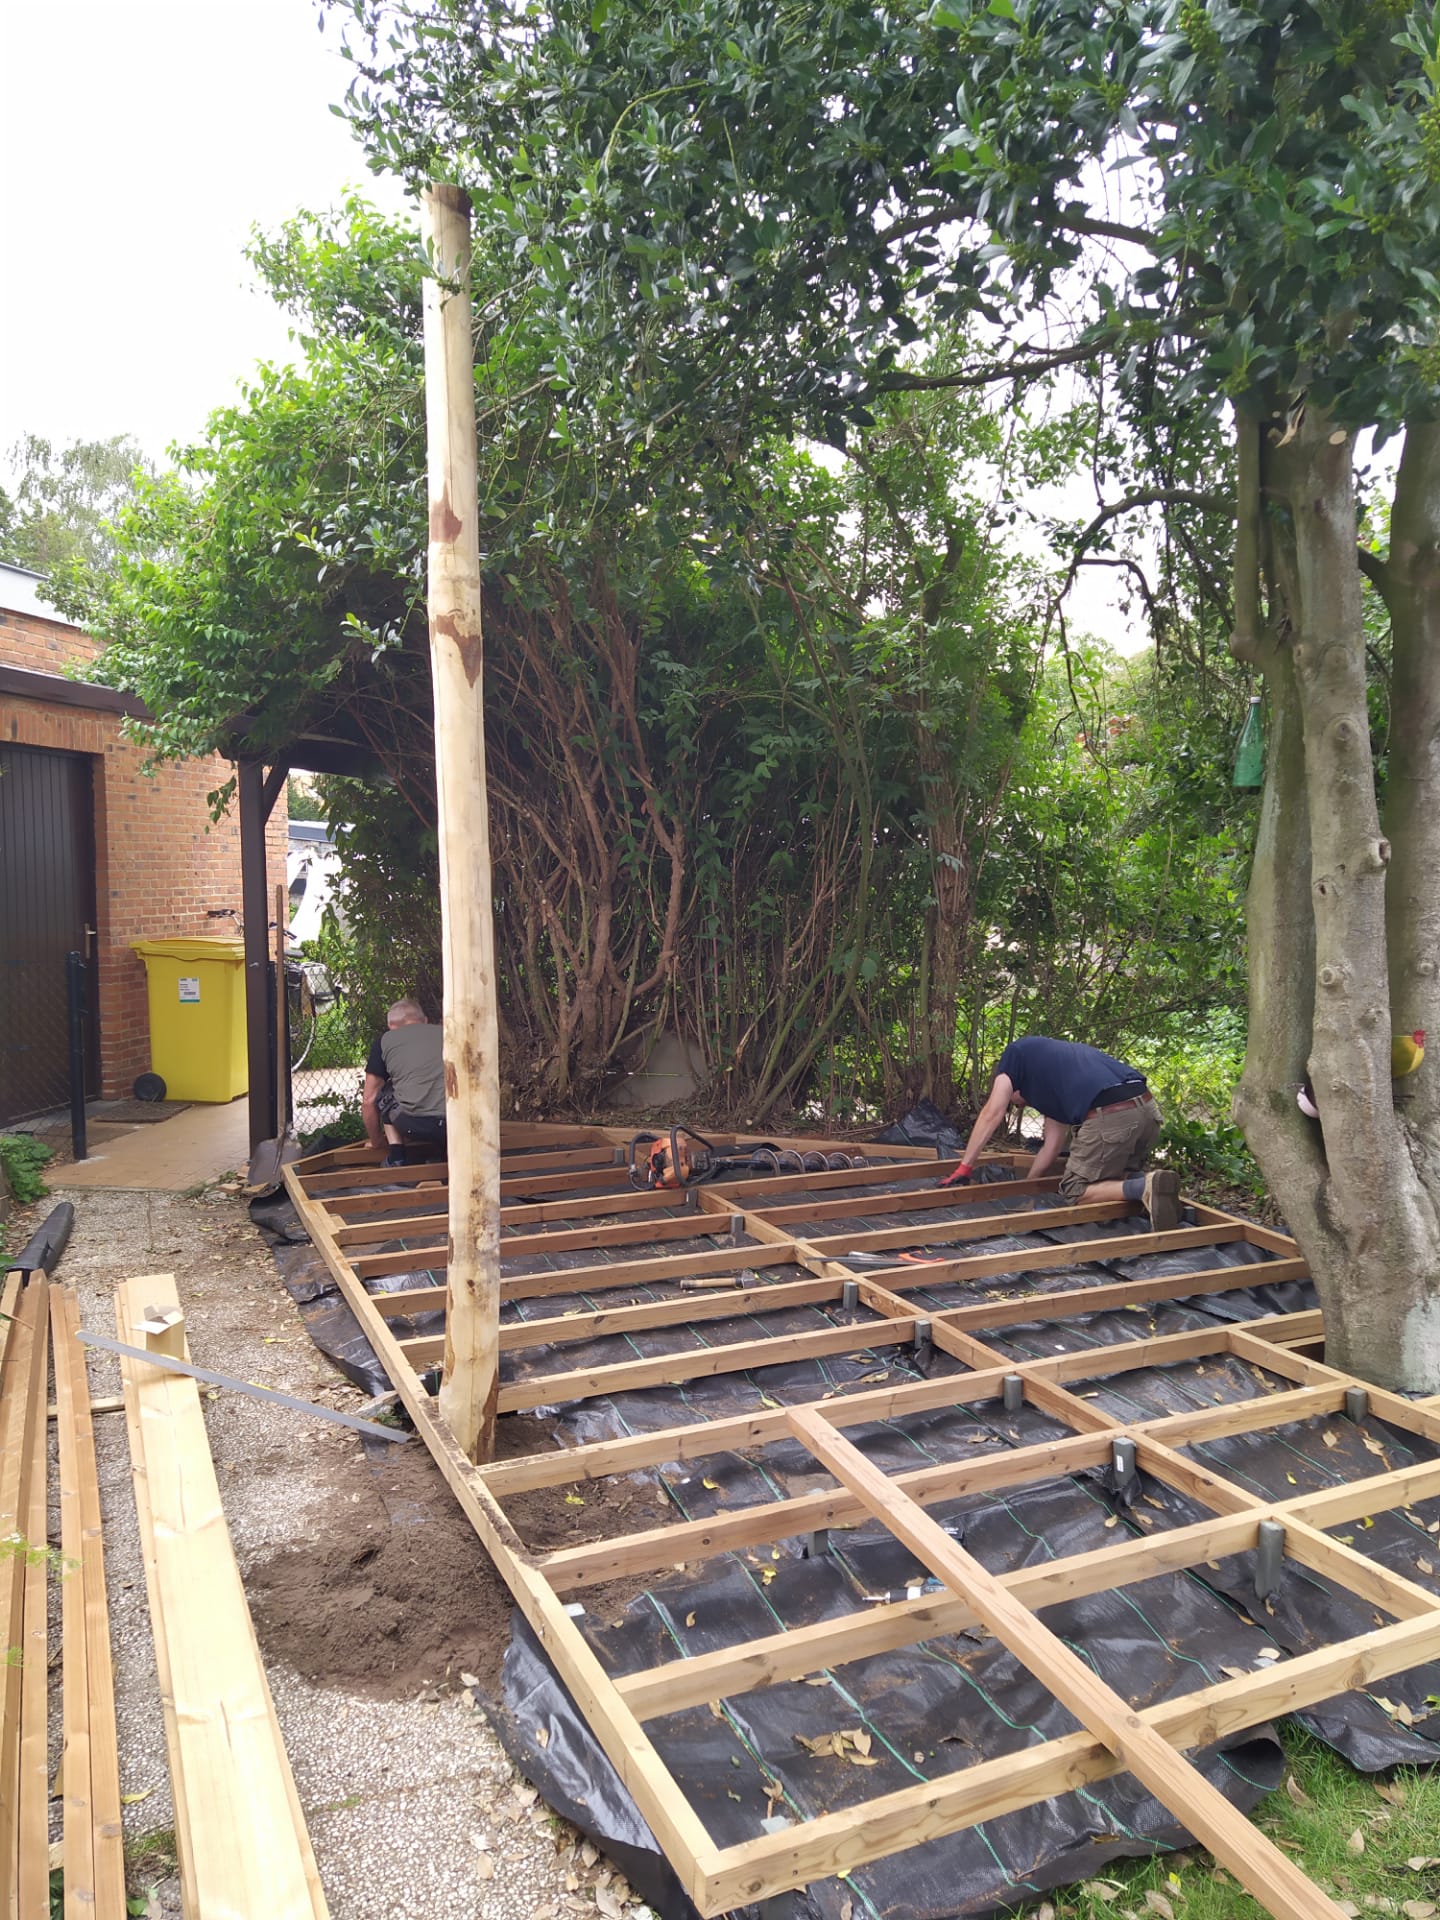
[283,1129,1440,1920]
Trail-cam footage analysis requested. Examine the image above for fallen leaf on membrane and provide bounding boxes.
[536,1727,550,1749]
[685,1612,696,1628]
[702,1478,719,1490]
[1418,1558,1435,1576]
[1104,1515,1120,1529]
[1220,1665,1249,1680]
[1323,1431,1338,1449]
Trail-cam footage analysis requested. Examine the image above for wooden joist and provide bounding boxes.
[116,1275,328,1919]
[288,1140,1440,1920]
[784,1407,1352,1920]
[0,1273,48,1911]
[51,1285,126,1918]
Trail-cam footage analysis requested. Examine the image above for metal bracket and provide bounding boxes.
[757,1816,795,1920]
[805,1528,830,1559]
[1002,1373,1024,1413]
[1111,1435,1136,1481]
[1254,1518,1286,1600]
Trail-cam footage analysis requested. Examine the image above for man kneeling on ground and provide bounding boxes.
[362,998,447,1167]
[941,1034,1179,1229]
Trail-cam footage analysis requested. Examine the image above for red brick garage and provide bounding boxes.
[0,562,286,1120]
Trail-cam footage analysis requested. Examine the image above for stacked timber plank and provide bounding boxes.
[115,1275,328,1920]
[4,1270,130,1917]
[1,1272,49,1918]
[50,1284,126,1917]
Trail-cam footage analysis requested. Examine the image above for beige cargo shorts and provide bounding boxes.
[1057,1095,1162,1201]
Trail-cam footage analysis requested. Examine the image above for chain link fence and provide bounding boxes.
[285,933,442,1149]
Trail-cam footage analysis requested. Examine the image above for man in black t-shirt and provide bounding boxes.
[941,1034,1179,1228]
[362,998,447,1167]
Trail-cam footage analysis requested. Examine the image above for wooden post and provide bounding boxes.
[237,757,275,1156]
[421,182,501,1462]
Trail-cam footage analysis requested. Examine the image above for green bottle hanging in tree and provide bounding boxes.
[1233,693,1264,788]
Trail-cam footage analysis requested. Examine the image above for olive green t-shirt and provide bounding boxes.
[368,1023,446,1117]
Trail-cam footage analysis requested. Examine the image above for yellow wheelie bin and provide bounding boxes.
[131,937,248,1101]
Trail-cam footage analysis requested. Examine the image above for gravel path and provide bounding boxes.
[29,1182,654,1920]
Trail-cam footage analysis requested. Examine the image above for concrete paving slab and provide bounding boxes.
[61,1097,249,1190]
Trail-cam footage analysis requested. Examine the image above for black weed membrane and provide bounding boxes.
[260,1164,1440,1920]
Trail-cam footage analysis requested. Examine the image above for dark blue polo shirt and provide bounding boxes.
[994,1037,1145,1128]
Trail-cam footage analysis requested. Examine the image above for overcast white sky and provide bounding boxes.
[0,0,1141,646]
[0,0,408,462]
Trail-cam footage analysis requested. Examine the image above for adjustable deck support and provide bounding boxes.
[1254,1519,1285,1601]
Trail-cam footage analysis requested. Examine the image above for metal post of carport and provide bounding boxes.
[237,755,287,1156]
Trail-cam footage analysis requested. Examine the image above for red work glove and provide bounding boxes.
[938,1162,974,1188]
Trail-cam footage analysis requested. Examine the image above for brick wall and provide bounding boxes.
[1,606,288,1099]
[0,605,100,672]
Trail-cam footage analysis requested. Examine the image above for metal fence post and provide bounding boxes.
[66,950,88,1162]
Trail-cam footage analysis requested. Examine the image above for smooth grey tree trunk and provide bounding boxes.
[1233,406,1440,1390]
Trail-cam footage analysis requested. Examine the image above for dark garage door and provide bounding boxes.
[0,744,98,1125]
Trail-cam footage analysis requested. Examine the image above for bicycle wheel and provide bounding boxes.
[287,970,320,1070]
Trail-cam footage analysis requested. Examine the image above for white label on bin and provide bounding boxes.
[178,976,201,1003]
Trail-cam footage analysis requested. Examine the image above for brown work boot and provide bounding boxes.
[1142,1168,1180,1231]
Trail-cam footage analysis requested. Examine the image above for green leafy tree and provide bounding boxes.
[330,0,1440,1389]
[0,433,155,598]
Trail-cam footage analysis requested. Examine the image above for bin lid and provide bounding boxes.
[131,937,246,963]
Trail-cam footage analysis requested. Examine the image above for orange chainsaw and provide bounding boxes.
[627,1127,865,1190]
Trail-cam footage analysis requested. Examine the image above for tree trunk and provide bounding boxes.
[1233,406,1440,1389]
[911,714,972,1110]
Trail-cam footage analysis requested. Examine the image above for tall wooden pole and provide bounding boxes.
[422,183,501,1461]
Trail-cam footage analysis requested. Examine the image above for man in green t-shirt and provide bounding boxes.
[362,999,447,1166]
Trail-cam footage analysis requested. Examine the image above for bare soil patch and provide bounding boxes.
[247,1432,516,1699]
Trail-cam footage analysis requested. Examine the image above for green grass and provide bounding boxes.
[123,1827,179,1881]
[1031,1730,1440,1918]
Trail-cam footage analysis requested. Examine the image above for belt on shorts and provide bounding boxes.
[1082,1089,1152,1122]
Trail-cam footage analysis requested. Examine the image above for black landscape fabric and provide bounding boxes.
[265,1162,1440,1918]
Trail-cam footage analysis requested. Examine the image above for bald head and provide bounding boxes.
[386,998,428,1027]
